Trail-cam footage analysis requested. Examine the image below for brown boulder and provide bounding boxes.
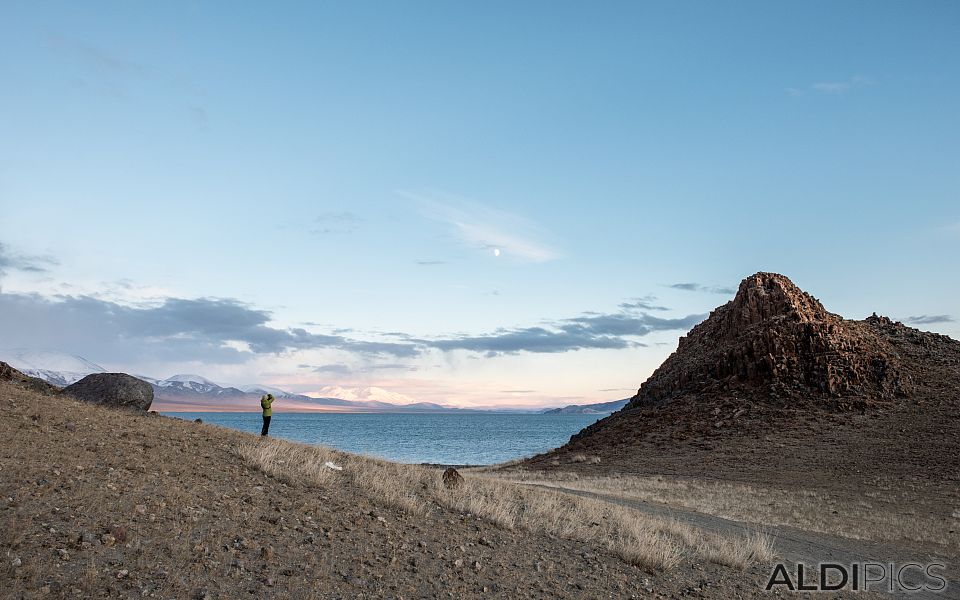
[63,373,153,411]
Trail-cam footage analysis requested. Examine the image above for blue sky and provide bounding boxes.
[1,1,957,407]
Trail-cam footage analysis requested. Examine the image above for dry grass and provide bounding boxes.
[569,454,602,464]
[486,470,959,550]
[234,438,774,571]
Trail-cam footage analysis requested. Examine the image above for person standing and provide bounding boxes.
[260,393,274,436]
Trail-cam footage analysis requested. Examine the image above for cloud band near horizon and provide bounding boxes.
[0,289,703,367]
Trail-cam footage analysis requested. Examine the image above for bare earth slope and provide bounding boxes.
[525,273,960,540]
[1,378,812,599]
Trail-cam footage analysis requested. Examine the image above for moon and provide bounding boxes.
[493,248,501,257]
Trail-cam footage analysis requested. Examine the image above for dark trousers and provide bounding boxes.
[261,415,271,436]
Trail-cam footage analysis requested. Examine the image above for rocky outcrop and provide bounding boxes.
[528,272,960,475]
[63,373,154,411]
[0,361,60,394]
[628,272,909,410]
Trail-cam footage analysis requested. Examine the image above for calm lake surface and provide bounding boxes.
[165,412,604,465]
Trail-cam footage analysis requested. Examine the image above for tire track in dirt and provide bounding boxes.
[528,484,958,599]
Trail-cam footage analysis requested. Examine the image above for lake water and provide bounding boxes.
[166,412,604,465]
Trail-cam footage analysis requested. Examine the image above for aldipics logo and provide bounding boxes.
[766,562,948,593]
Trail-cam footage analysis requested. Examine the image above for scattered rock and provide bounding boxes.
[442,467,464,489]
[112,525,128,543]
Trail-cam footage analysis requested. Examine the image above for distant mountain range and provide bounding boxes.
[540,398,630,414]
[0,349,624,415]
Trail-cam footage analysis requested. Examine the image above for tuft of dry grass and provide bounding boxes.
[235,438,774,571]
[569,454,601,464]
[697,531,775,569]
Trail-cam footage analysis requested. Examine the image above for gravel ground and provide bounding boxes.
[0,380,850,600]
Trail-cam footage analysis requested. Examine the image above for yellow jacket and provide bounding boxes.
[260,394,274,417]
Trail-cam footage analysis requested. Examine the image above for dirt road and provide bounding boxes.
[530,484,958,599]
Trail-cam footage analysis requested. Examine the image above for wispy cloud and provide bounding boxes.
[309,212,363,235]
[812,75,874,94]
[789,75,875,96]
[0,242,58,280]
[906,314,954,325]
[619,295,669,311]
[665,282,735,295]
[415,310,704,356]
[304,362,419,375]
[403,191,561,262]
[414,260,446,266]
[306,364,354,375]
[48,34,146,75]
[48,33,207,127]
[185,105,208,130]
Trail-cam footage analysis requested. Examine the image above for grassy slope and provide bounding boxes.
[1,381,783,599]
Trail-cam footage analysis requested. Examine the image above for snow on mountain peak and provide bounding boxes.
[0,348,107,386]
[0,349,106,374]
[238,384,292,396]
[162,374,219,386]
[314,385,417,405]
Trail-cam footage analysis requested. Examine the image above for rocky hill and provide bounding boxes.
[629,272,911,410]
[526,273,960,491]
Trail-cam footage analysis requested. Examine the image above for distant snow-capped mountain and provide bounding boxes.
[0,349,105,386]
[315,385,421,405]
[152,374,240,396]
[161,373,219,386]
[0,349,535,413]
[540,398,630,415]
[238,384,298,398]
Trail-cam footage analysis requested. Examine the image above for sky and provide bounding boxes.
[1,1,958,408]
